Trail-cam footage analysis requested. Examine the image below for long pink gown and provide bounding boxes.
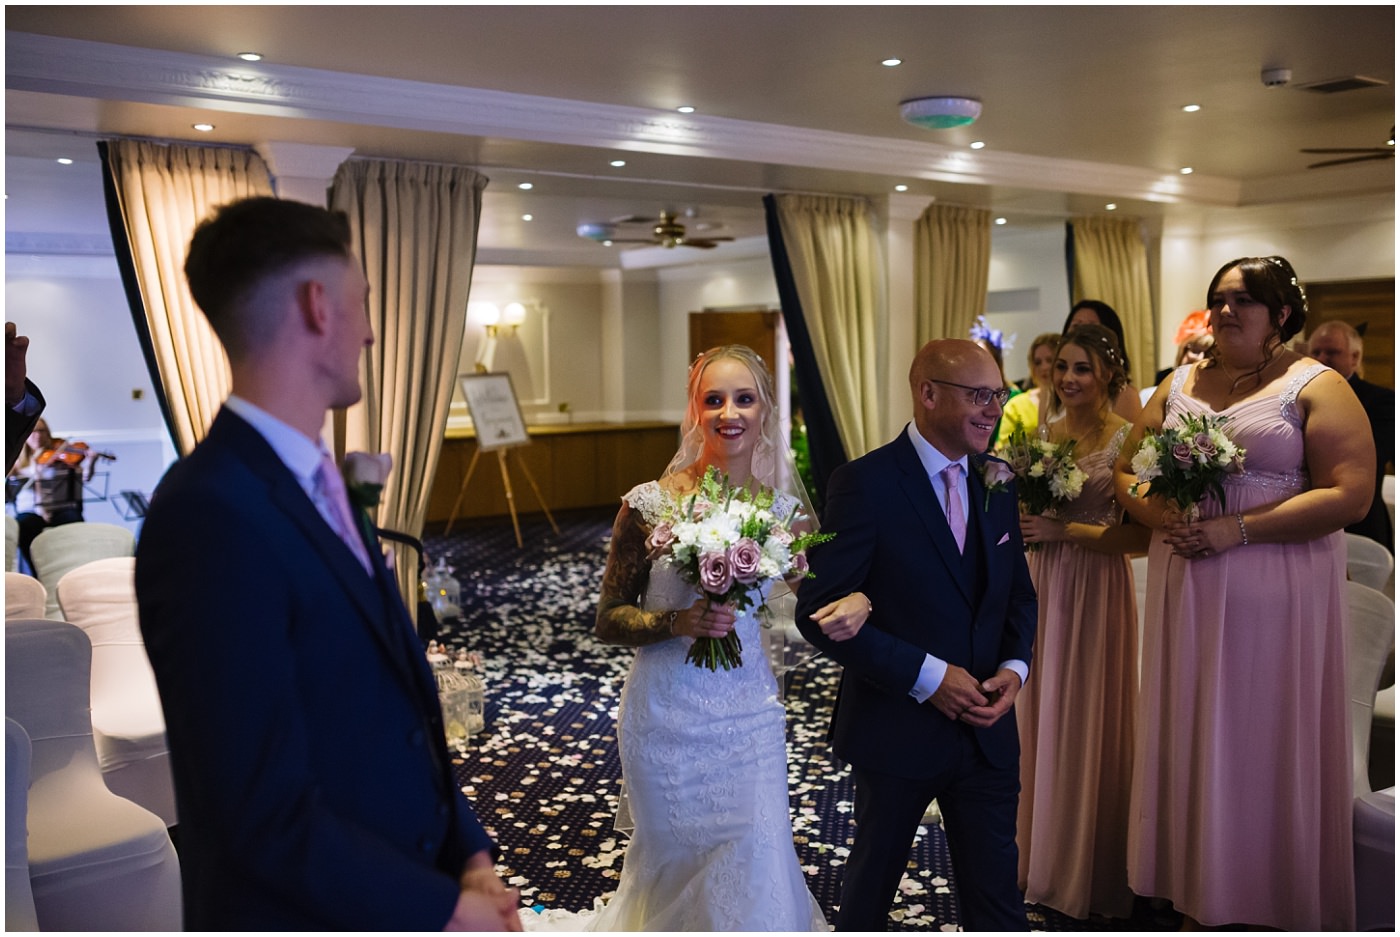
[1016,426,1138,920]
[1127,364,1354,930]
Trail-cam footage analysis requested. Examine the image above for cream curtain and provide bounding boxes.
[914,203,992,346]
[772,195,885,458]
[329,160,487,605]
[1070,216,1155,387]
[103,140,273,454]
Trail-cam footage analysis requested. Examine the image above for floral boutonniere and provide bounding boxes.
[342,452,393,542]
[979,458,1015,511]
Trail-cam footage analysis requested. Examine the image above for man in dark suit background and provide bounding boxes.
[6,321,45,474]
[1307,320,1394,552]
[135,197,520,930]
[796,339,1036,931]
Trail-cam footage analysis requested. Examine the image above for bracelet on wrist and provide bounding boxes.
[1235,513,1249,546]
[666,609,680,635]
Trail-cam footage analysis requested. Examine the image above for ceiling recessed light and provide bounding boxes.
[1182,104,1201,113]
[1180,167,1194,175]
[192,123,215,132]
[969,141,986,150]
[1105,203,1118,211]
[994,217,1007,225]
[236,52,263,62]
[610,159,626,167]
[55,158,73,165]
[881,58,903,67]
[676,105,696,114]
[894,184,909,192]
[518,182,533,190]
[602,239,614,247]
[521,214,533,222]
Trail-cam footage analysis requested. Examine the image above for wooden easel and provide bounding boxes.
[443,444,559,547]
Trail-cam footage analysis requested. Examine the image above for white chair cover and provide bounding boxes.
[1354,787,1395,931]
[1347,581,1395,799]
[29,523,135,619]
[4,515,18,573]
[1384,474,1395,531]
[6,718,38,931]
[56,557,177,826]
[1346,532,1395,597]
[5,619,181,931]
[4,572,46,621]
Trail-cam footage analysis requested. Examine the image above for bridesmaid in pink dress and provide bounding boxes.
[1014,324,1150,920]
[1113,256,1374,930]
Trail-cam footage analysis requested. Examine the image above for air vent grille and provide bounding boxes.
[1295,75,1390,94]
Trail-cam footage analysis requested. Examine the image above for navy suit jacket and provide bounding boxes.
[136,409,494,930]
[795,430,1037,778]
[1347,373,1394,550]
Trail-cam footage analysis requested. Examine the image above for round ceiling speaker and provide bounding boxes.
[900,96,982,130]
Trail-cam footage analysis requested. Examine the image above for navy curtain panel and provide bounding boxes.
[96,141,179,451]
[1063,221,1076,308]
[763,194,847,517]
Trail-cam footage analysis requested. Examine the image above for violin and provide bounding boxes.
[35,441,116,479]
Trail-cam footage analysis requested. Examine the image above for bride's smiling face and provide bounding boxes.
[697,357,765,464]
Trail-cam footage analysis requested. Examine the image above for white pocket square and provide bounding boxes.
[996,532,1010,546]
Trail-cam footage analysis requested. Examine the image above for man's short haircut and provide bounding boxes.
[184,196,352,357]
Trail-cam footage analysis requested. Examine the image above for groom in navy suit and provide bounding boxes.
[797,339,1036,931]
[136,197,520,930]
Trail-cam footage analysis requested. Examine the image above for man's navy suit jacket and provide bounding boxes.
[136,409,493,930]
[795,431,1037,777]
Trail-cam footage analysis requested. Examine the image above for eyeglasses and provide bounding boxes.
[929,379,1011,407]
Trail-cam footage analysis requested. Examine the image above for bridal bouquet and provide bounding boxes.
[646,466,833,671]
[1128,413,1245,519]
[999,427,1086,548]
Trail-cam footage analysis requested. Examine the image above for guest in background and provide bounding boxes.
[13,418,104,569]
[1307,319,1393,551]
[996,332,1060,450]
[1062,300,1142,421]
[971,315,1020,451]
[135,196,518,931]
[1015,325,1148,920]
[1114,255,1370,930]
[582,345,853,930]
[1153,310,1213,386]
[796,339,1036,931]
[6,321,44,474]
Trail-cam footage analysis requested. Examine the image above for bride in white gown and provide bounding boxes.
[527,346,869,931]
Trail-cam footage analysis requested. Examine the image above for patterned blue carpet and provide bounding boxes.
[425,510,1174,931]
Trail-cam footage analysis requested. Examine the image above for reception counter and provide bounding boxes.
[427,421,680,525]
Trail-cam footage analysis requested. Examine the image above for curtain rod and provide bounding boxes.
[10,125,260,154]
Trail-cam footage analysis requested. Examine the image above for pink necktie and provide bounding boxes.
[941,463,966,554]
[314,452,374,573]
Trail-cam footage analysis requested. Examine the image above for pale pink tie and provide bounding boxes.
[941,463,966,554]
[314,452,374,573]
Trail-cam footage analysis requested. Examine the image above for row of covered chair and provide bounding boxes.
[6,541,181,930]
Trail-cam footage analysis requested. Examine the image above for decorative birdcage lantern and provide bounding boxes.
[426,557,461,620]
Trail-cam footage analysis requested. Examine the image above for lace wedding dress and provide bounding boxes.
[525,481,827,932]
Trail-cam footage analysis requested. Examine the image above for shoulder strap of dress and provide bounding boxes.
[1169,364,1192,396]
[1108,422,1132,456]
[1281,362,1332,420]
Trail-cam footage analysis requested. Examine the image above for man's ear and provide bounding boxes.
[917,379,938,410]
[296,278,331,334]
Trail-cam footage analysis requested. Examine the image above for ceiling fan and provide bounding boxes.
[577,210,736,249]
[1301,127,1395,169]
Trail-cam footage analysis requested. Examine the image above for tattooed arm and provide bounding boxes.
[594,502,674,646]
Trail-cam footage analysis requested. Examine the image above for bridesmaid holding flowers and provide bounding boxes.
[1014,324,1149,921]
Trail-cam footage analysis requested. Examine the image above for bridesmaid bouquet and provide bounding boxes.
[646,466,833,671]
[1128,413,1246,519]
[1000,427,1087,548]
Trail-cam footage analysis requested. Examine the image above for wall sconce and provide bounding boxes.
[468,300,531,372]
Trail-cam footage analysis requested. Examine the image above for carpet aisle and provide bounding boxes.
[425,510,1173,932]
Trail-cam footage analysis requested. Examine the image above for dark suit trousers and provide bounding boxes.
[836,724,1027,932]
